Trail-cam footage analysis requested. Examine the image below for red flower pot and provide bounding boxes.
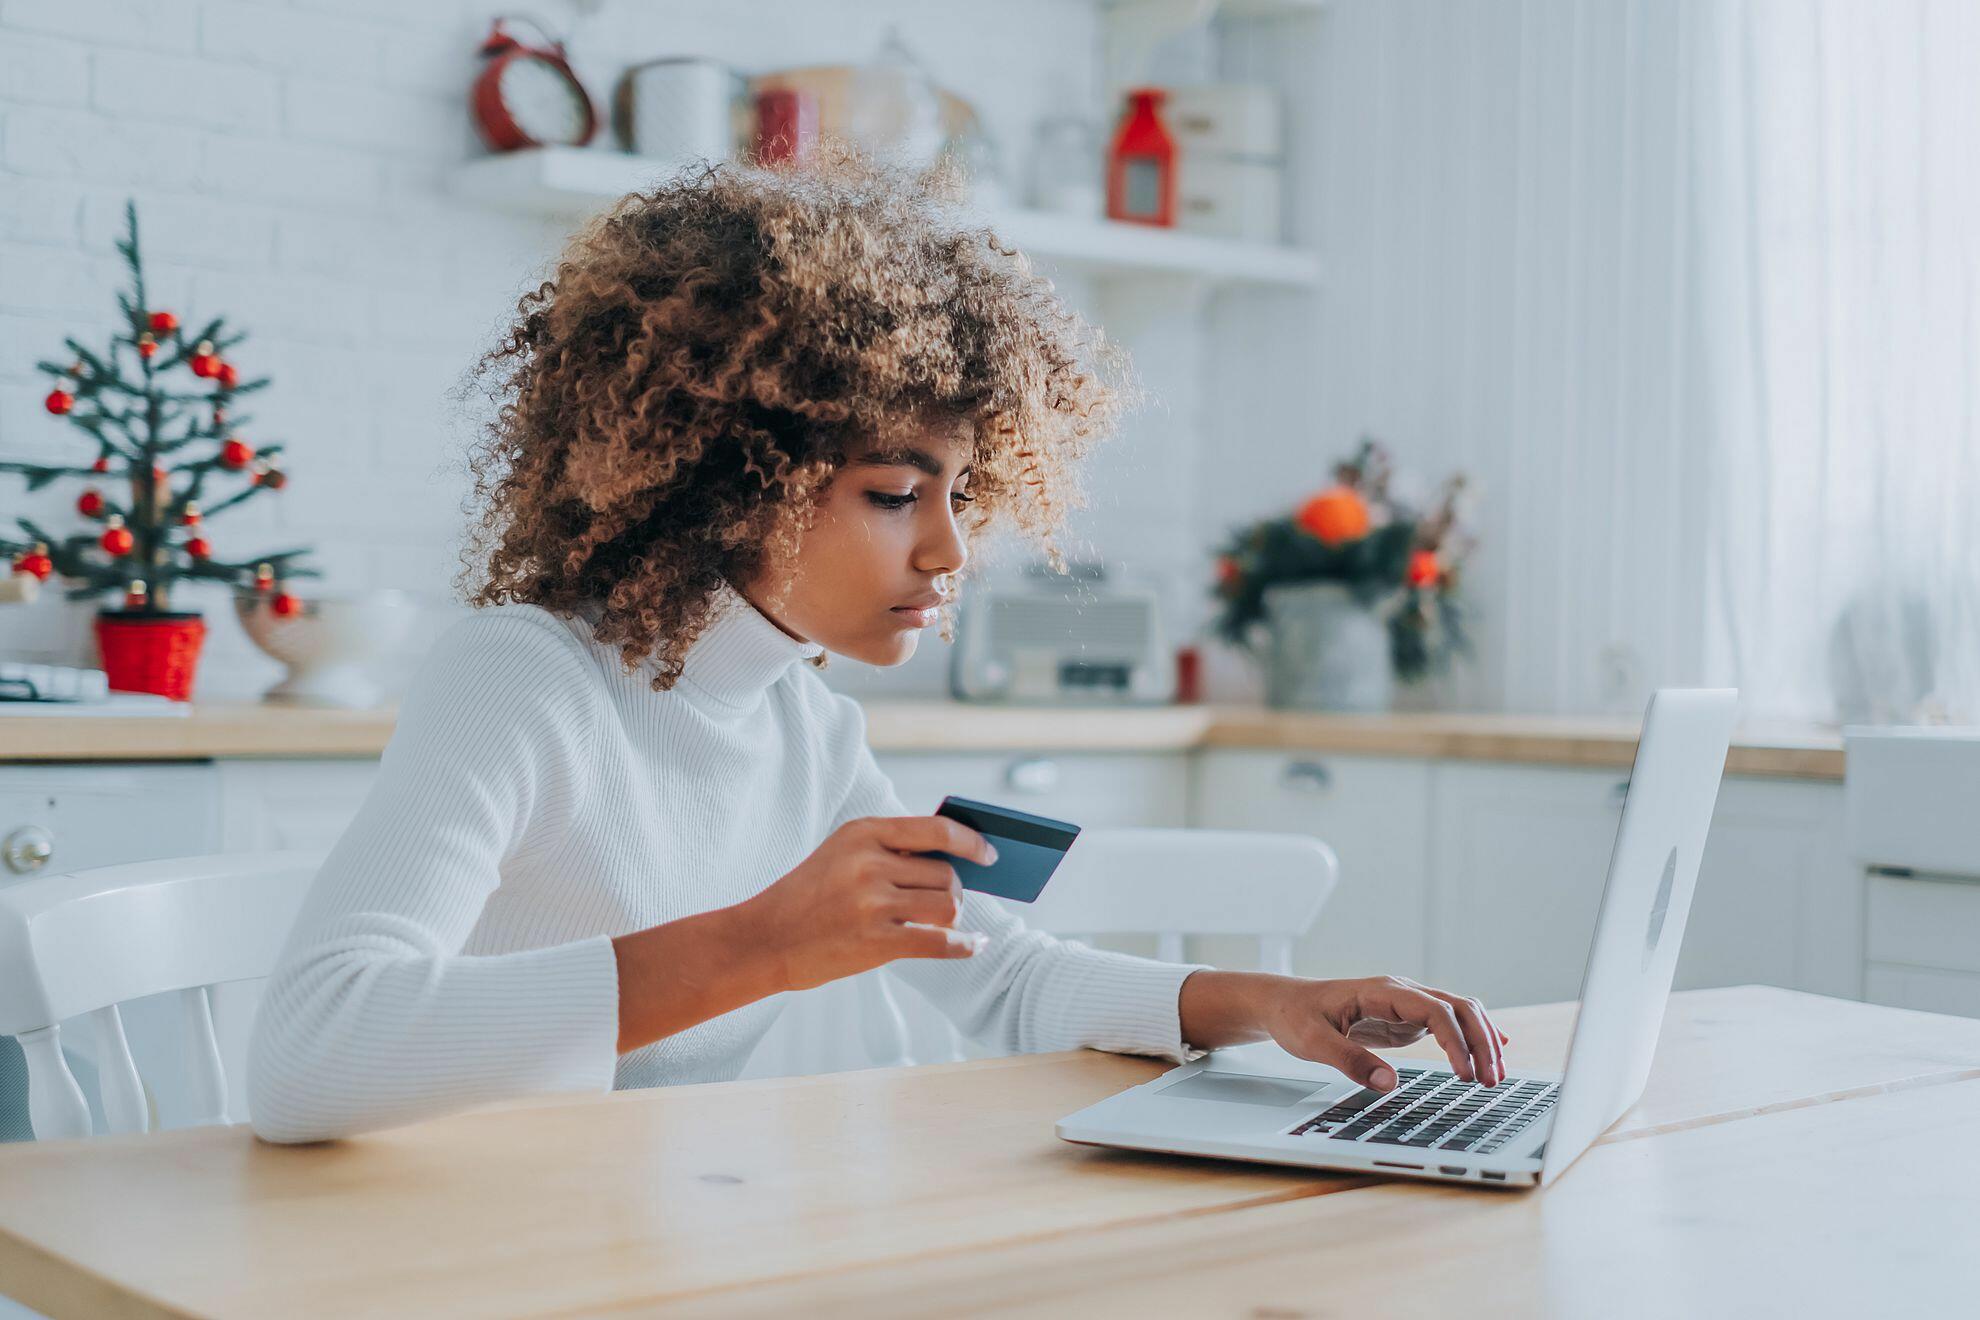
[94,610,206,701]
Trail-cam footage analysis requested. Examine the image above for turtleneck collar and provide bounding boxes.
[575,581,822,711]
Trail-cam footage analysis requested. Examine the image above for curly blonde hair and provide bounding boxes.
[458,149,1127,691]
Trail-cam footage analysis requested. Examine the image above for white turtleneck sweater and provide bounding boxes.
[246,584,1208,1143]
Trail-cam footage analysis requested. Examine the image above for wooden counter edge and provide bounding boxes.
[0,701,1848,780]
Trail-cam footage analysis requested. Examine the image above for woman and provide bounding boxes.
[247,155,1505,1143]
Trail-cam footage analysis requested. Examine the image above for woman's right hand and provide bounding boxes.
[739,816,996,993]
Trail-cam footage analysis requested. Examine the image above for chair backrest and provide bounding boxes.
[841,827,1340,1074]
[1024,828,1339,973]
[0,851,323,1141]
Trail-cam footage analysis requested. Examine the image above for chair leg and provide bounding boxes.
[18,1027,90,1141]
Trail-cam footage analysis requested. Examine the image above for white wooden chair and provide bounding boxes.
[0,851,322,1141]
[744,828,1340,1077]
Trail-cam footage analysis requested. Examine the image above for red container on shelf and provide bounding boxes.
[1107,88,1176,227]
[754,87,818,166]
[94,611,206,702]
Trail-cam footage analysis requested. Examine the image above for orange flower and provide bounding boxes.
[1406,549,1441,588]
[1296,486,1370,546]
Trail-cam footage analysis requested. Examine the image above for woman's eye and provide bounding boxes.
[866,490,974,511]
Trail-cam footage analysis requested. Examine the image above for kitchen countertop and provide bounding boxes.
[0,700,1847,779]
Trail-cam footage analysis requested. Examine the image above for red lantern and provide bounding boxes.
[1106,89,1177,228]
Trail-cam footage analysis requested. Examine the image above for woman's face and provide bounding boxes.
[742,425,973,667]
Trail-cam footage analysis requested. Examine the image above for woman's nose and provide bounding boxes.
[915,509,968,576]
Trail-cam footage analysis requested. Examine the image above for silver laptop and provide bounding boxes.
[1058,688,1739,1189]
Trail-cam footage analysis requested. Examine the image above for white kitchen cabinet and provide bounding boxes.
[1683,777,1857,1000]
[1847,729,1980,1019]
[1425,762,1627,1008]
[0,762,219,882]
[874,751,1189,826]
[1427,764,1859,1010]
[1187,750,1434,981]
[1864,874,1980,1019]
[215,760,379,853]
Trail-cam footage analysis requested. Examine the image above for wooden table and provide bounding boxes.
[1,986,1974,1318]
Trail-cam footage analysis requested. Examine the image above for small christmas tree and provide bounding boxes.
[1,201,316,617]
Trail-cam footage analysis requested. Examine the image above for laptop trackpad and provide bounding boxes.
[1157,1073,1324,1107]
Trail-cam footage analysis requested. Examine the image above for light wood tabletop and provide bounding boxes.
[0,986,1973,1319]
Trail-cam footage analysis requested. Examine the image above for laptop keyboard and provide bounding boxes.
[1289,1066,1559,1155]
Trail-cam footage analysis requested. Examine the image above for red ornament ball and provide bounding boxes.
[100,524,134,557]
[180,502,202,526]
[190,353,218,379]
[13,552,53,581]
[1406,550,1442,589]
[44,388,75,415]
[263,468,288,491]
[185,535,212,560]
[91,456,110,474]
[148,310,179,334]
[270,591,302,618]
[215,361,240,389]
[136,335,158,360]
[220,438,255,469]
[76,489,105,518]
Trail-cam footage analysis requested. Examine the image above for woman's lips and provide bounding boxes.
[890,605,940,628]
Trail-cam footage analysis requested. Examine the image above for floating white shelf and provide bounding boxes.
[447,147,1321,291]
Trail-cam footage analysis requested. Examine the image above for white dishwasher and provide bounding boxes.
[0,763,222,1142]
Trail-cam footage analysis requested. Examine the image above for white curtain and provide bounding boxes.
[1695,0,1980,723]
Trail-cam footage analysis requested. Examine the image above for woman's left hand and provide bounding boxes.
[1180,971,1511,1093]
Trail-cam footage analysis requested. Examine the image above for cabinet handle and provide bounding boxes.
[1004,757,1060,795]
[1609,779,1632,808]
[2,826,53,875]
[1281,760,1334,793]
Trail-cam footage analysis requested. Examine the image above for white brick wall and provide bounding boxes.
[0,0,1112,701]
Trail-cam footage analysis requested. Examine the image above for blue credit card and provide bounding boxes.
[926,796,1080,903]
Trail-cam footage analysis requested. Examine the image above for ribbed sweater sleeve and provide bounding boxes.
[824,697,1211,1065]
[246,614,620,1143]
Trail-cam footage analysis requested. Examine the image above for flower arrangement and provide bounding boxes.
[1212,439,1475,682]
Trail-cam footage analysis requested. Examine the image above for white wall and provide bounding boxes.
[1219,0,1717,716]
[0,0,1138,701]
